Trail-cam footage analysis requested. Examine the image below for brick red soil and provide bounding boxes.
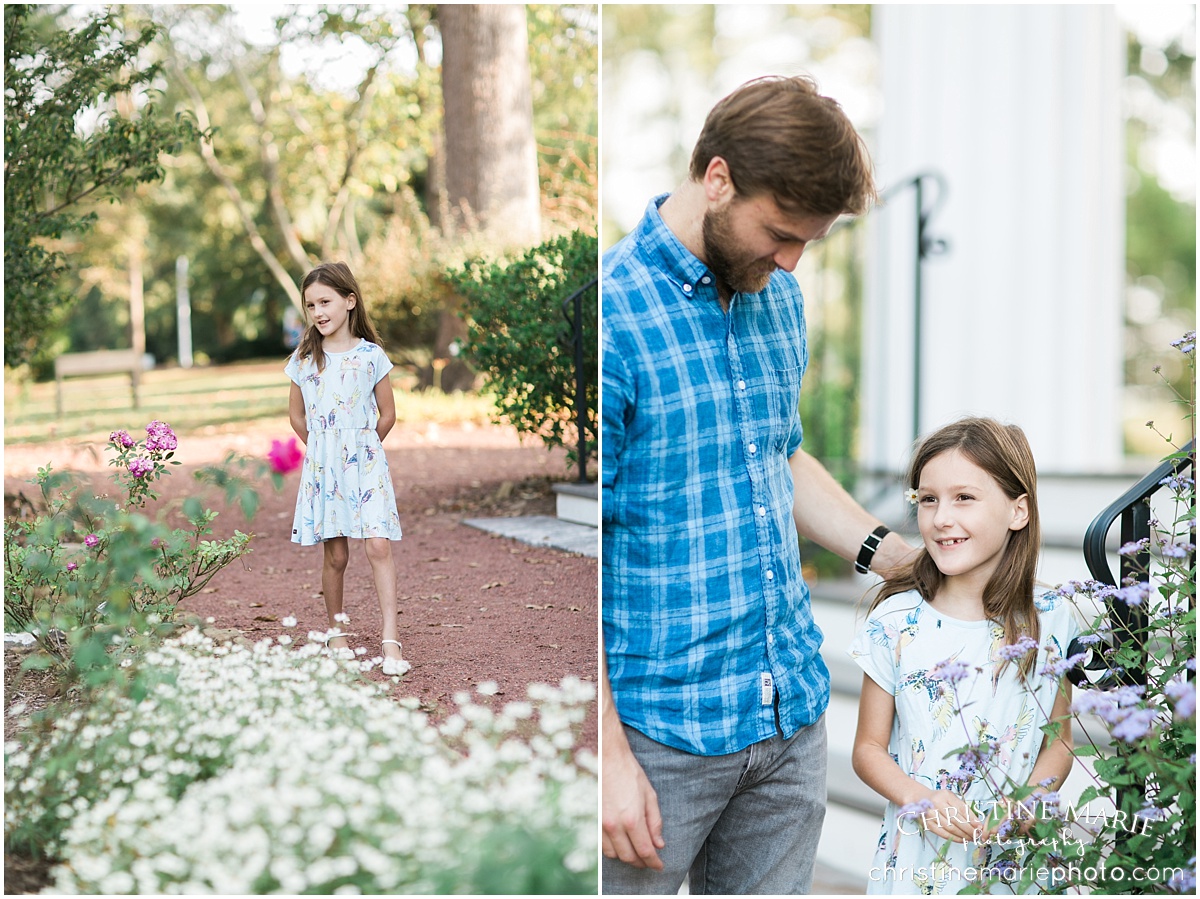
[4,419,597,752]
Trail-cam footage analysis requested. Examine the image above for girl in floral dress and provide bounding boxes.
[286,261,410,676]
[850,418,1080,894]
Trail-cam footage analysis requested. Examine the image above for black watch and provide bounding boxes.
[854,525,890,575]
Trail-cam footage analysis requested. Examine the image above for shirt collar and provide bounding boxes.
[635,193,713,296]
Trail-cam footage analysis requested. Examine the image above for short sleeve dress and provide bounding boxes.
[847,589,1080,895]
[285,340,404,545]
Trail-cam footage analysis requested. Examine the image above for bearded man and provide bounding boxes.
[601,75,915,894]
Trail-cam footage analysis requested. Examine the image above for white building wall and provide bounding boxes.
[862,5,1125,476]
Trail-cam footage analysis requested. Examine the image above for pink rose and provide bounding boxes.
[84,534,100,548]
[145,421,178,453]
[128,457,154,479]
[267,437,303,475]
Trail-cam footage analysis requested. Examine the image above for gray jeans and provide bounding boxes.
[602,715,827,895]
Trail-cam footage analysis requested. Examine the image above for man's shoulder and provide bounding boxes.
[602,231,666,319]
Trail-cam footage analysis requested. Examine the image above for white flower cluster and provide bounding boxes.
[4,629,597,894]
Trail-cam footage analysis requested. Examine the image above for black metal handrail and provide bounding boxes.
[1069,439,1195,690]
[1083,439,1195,585]
[560,276,598,484]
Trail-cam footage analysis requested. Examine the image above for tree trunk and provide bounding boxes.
[437,3,541,246]
[433,5,541,391]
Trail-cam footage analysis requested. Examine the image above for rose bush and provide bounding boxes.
[3,421,257,691]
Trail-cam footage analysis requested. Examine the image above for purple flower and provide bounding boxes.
[1160,539,1195,560]
[1114,584,1150,607]
[109,429,136,448]
[1170,330,1196,355]
[985,858,1020,880]
[1075,633,1103,646]
[1165,677,1196,720]
[84,534,99,548]
[1110,707,1158,743]
[997,635,1038,661]
[65,562,78,572]
[144,420,178,453]
[1118,539,1149,556]
[930,658,973,684]
[1040,652,1087,678]
[1168,862,1195,894]
[1159,474,1194,493]
[1135,804,1168,822]
[897,798,933,821]
[1072,685,1146,721]
[127,457,154,479]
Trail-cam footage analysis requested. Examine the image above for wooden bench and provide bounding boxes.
[54,349,143,417]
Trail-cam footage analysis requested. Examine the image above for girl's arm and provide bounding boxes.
[853,673,982,843]
[1025,679,1074,793]
[289,383,308,445]
[981,679,1074,840]
[374,374,397,442]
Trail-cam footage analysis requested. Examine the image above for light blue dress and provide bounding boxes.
[285,340,404,545]
[848,589,1080,894]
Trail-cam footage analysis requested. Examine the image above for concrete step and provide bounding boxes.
[552,480,597,527]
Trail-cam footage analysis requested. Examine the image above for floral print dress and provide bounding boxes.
[848,589,1080,894]
[285,340,404,545]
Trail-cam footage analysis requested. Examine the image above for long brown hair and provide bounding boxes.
[293,261,384,372]
[873,417,1042,677]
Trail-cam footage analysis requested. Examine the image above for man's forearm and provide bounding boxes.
[789,447,916,575]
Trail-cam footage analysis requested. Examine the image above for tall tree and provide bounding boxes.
[3,4,198,367]
[437,4,541,246]
[161,5,413,311]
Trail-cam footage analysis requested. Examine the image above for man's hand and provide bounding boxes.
[600,645,665,871]
[602,731,665,869]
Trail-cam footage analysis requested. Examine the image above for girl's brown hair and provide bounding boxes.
[293,261,384,372]
[873,417,1042,677]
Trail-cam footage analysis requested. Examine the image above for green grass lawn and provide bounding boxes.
[4,359,498,445]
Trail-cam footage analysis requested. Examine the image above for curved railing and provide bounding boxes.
[1083,440,1195,586]
[1068,440,1195,689]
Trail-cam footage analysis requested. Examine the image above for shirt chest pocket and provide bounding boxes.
[740,346,803,453]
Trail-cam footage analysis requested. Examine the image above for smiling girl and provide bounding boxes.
[849,417,1080,894]
[285,261,409,676]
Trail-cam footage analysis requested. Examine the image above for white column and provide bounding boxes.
[862,4,1125,475]
[176,255,193,369]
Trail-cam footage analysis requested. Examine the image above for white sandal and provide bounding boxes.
[323,630,355,659]
[381,639,412,676]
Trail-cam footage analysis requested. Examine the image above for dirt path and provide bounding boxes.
[4,418,598,751]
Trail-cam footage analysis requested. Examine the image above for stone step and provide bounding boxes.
[552,481,597,527]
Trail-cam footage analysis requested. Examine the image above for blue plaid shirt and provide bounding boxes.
[602,194,830,756]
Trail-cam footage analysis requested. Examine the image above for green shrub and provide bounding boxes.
[449,230,597,473]
[3,421,263,693]
[4,631,598,894]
